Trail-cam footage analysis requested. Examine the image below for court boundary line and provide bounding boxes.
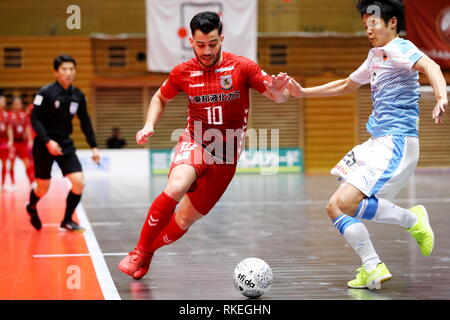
[76,204,121,300]
[33,252,128,258]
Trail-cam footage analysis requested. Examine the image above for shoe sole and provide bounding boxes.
[415,205,435,256]
[347,274,392,290]
[368,274,392,290]
[58,227,85,232]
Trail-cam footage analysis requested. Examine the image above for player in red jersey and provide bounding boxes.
[118,11,290,279]
[9,97,34,186]
[0,95,13,190]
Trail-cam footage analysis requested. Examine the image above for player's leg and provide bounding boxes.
[0,156,7,189]
[8,154,16,187]
[148,194,204,253]
[19,147,34,184]
[26,141,53,230]
[118,164,197,279]
[26,178,50,230]
[351,136,433,255]
[60,171,85,231]
[149,163,236,254]
[327,183,391,290]
[136,164,196,251]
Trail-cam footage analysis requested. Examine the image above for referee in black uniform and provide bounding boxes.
[26,54,100,231]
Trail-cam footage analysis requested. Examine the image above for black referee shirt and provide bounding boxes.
[32,81,98,151]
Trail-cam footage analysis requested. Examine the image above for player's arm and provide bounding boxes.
[413,55,448,124]
[136,88,172,145]
[77,95,100,163]
[31,91,63,156]
[25,124,33,147]
[288,77,362,98]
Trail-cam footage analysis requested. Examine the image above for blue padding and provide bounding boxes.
[333,215,362,235]
[361,196,379,220]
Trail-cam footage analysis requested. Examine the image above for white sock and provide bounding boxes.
[373,198,417,228]
[333,215,382,271]
[355,197,418,229]
[343,222,381,271]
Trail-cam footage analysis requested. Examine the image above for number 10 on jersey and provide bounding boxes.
[205,106,223,125]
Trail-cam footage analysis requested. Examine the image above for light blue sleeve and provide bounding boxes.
[388,39,424,70]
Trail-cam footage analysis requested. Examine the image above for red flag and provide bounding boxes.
[405,0,450,69]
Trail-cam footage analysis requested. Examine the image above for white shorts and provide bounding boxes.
[330,135,419,201]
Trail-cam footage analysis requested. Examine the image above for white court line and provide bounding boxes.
[76,204,121,300]
[33,252,128,258]
[90,221,123,226]
[82,197,450,210]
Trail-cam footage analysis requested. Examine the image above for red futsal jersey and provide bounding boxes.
[9,111,29,143]
[0,110,9,145]
[160,51,271,163]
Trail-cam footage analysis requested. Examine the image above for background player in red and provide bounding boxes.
[0,95,13,190]
[118,11,290,280]
[9,97,34,187]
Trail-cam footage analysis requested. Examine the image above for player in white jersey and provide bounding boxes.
[288,0,447,289]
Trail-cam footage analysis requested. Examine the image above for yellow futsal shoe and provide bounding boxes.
[407,205,435,256]
[347,263,392,290]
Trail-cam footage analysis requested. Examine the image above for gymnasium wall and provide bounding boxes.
[0,0,363,36]
[1,0,449,172]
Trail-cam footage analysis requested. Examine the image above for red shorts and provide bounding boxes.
[169,132,237,215]
[13,142,31,159]
[0,143,8,159]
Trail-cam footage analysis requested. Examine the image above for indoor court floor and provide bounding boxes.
[1,168,449,300]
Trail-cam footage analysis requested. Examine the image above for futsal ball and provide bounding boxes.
[233,257,273,298]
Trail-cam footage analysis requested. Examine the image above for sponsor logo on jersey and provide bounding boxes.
[188,91,240,104]
[215,66,234,73]
[190,71,203,77]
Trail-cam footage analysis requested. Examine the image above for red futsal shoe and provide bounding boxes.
[118,249,153,280]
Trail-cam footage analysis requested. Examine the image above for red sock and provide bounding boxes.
[149,214,188,252]
[136,192,178,253]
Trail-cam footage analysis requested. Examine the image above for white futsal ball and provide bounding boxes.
[233,257,273,298]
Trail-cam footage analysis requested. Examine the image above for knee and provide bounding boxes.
[165,179,189,201]
[175,212,202,230]
[71,178,85,194]
[326,196,355,220]
[35,182,50,197]
[326,198,340,220]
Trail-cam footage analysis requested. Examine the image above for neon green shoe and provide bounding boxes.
[347,263,392,290]
[407,205,435,256]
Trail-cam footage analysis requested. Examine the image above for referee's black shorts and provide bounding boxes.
[32,140,82,179]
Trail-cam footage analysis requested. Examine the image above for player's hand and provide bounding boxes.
[91,147,100,164]
[264,73,290,103]
[433,98,447,124]
[264,73,290,92]
[136,127,154,145]
[287,78,305,98]
[46,140,63,156]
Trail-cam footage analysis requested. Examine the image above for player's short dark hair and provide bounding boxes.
[53,54,77,71]
[190,11,222,36]
[357,0,404,32]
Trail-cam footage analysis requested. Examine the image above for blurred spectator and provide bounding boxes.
[106,127,127,149]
